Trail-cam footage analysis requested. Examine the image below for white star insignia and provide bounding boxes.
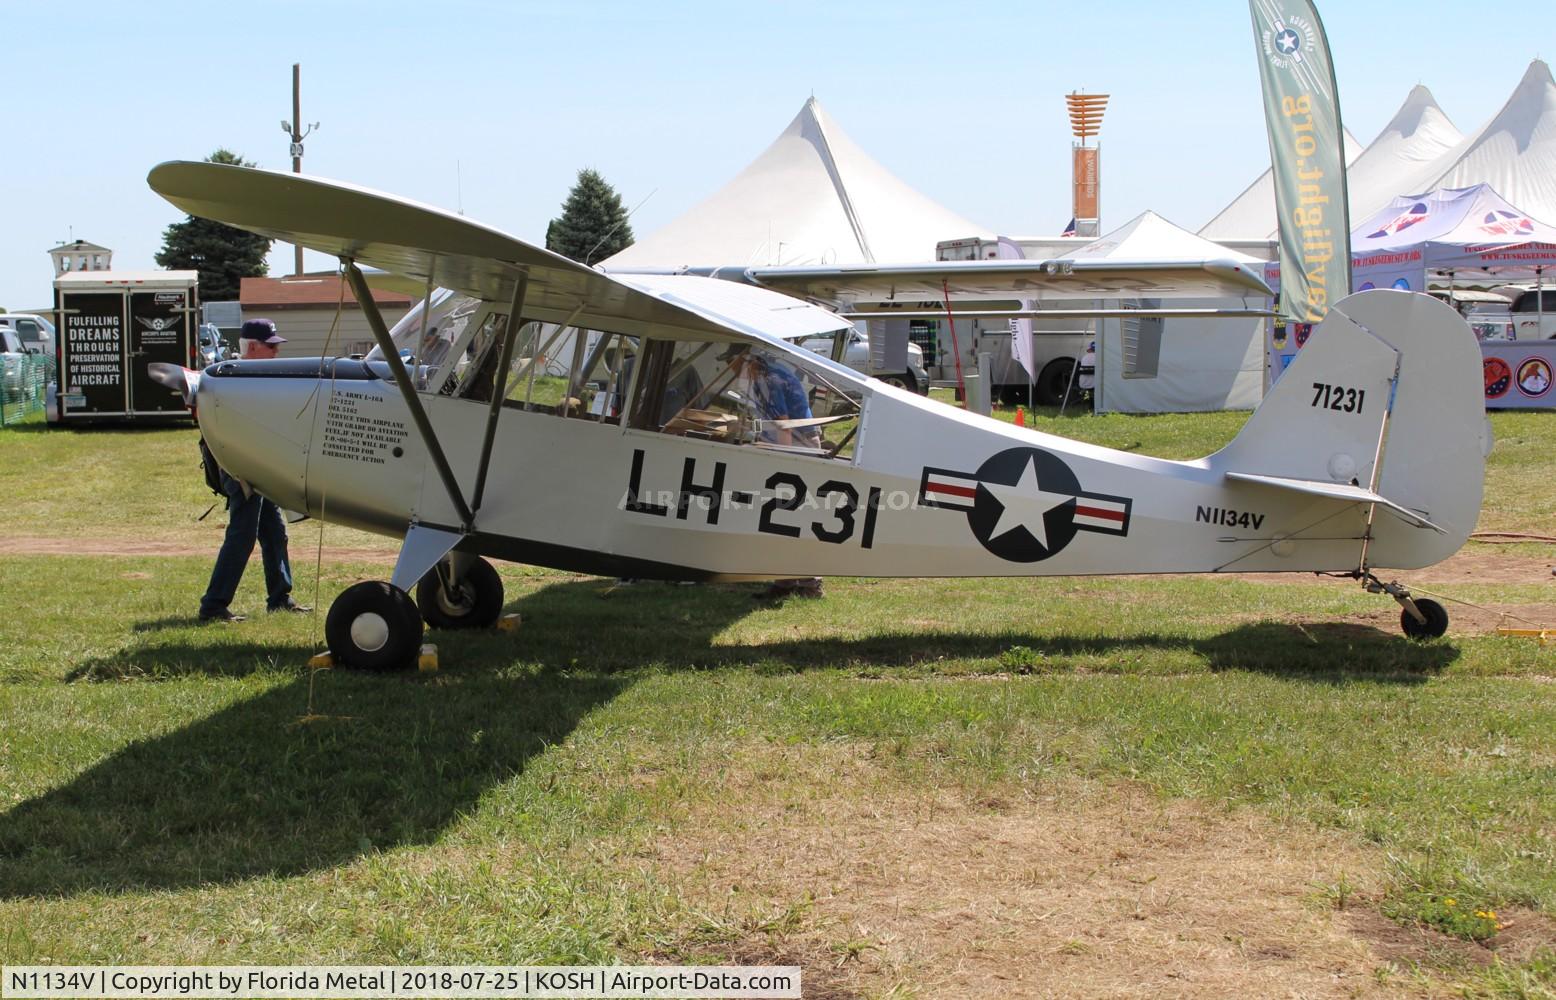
[981,455,1074,551]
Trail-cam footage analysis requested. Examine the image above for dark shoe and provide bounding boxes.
[754,578,824,601]
[199,608,246,623]
[268,599,313,613]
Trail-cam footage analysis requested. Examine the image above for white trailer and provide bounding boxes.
[51,270,199,423]
[932,236,1095,404]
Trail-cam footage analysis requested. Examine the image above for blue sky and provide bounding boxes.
[0,0,1544,309]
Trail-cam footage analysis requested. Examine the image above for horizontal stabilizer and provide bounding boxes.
[1225,472,1445,533]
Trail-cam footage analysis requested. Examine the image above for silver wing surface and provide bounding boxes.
[147,161,851,345]
[742,258,1273,304]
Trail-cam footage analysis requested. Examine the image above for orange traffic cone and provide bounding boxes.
[1014,406,1026,427]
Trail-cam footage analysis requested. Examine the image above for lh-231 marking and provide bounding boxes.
[622,449,881,548]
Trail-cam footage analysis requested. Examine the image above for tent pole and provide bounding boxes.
[1538,266,1545,342]
[941,280,966,407]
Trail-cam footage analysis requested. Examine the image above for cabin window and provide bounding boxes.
[374,291,480,388]
[439,311,509,401]
[548,330,638,421]
[628,339,861,460]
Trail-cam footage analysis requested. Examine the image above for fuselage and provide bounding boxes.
[194,349,1443,583]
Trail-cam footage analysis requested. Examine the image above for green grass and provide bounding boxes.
[1,408,1554,994]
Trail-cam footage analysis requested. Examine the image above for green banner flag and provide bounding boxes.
[1249,0,1351,322]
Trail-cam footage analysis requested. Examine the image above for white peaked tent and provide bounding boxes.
[1344,85,1465,232]
[604,98,989,268]
[1198,128,1365,240]
[1416,60,1556,227]
[1201,61,1556,241]
[1069,212,1266,413]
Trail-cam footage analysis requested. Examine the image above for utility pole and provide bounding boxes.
[280,63,320,276]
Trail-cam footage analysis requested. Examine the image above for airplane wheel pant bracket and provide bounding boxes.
[418,557,504,630]
[325,581,425,671]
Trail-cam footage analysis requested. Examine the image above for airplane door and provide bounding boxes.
[128,289,192,414]
[57,290,129,417]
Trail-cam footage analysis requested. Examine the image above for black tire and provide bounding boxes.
[879,371,919,393]
[998,385,1029,407]
[417,557,504,630]
[325,581,424,671]
[1400,598,1448,640]
[1034,358,1077,406]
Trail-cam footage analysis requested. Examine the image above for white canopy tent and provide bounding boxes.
[1068,212,1267,413]
[1348,183,1556,288]
[604,98,989,269]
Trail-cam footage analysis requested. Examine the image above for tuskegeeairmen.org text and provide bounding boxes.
[1,965,801,999]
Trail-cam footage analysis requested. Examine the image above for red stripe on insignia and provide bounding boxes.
[1074,504,1125,521]
[927,482,977,498]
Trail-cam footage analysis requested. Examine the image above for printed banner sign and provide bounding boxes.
[1482,341,1556,409]
[1072,146,1099,221]
[1249,0,1350,323]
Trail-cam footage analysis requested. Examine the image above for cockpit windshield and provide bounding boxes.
[628,339,864,460]
[365,288,483,390]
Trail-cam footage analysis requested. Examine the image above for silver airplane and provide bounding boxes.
[148,162,1485,670]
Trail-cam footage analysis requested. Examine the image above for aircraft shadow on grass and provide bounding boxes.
[0,579,1456,898]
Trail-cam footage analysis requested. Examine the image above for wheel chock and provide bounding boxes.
[497,613,522,632]
[418,643,439,671]
[306,651,335,669]
[1496,626,1553,646]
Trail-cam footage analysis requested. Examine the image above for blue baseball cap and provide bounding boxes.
[239,318,286,344]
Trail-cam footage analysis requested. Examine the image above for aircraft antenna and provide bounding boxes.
[456,160,464,216]
[584,188,656,265]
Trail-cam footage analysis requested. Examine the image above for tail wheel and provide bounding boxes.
[1400,598,1449,640]
[325,581,424,671]
[418,557,504,630]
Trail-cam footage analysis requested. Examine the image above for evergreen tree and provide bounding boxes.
[545,168,634,264]
[155,149,273,301]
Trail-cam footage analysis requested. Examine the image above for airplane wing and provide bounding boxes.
[740,258,1273,304]
[146,161,852,345]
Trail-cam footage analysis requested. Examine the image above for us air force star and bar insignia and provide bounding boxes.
[919,447,1132,563]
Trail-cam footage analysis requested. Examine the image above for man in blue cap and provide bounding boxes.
[197,318,311,621]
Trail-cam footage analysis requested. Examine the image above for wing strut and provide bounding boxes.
[343,259,475,530]
[471,272,529,515]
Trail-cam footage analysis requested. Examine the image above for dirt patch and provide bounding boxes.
[1342,908,1493,971]
[1401,544,1556,586]
[1150,546,1556,588]
[648,750,1458,998]
[0,534,395,563]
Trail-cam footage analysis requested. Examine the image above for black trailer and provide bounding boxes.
[52,270,199,423]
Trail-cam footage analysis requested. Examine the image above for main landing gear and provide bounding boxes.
[323,556,505,669]
[1359,571,1449,640]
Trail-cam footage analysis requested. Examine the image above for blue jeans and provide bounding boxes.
[200,477,294,615]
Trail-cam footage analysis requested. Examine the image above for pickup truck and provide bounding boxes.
[798,327,931,393]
